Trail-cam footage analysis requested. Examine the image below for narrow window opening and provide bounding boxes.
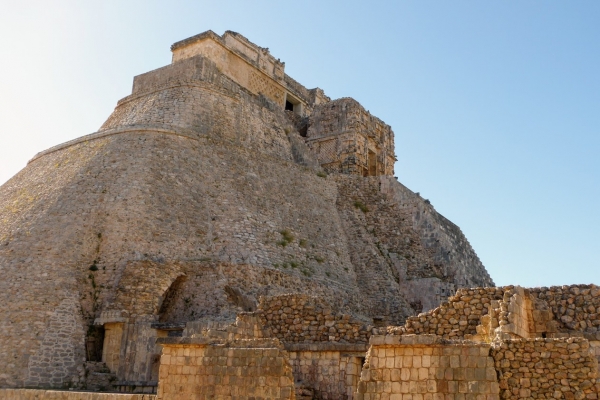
[285,93,303,115]
[368,150,377,176]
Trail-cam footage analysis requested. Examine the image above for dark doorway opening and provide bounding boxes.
[285,100,294,111]
[86,325,105,362]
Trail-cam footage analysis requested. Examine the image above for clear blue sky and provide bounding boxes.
[0,1,598,287]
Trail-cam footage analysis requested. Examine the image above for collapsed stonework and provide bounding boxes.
[0,29,594,400]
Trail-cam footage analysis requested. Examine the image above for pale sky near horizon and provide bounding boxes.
[0,1,598,288]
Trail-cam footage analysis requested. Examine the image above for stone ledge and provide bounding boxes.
[28,125,196,164]
[0,389,155,400]
[170,30,221,51]
[284,342,368,352]
[156,337,284,349]
[370,334,490,346]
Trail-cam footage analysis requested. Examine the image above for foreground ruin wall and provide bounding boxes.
[146,285,600,399]
[388,284,600,341]
[491,337,598,399]
[155,338,295,399]
[357,335,499,400]
[356,334,599,400]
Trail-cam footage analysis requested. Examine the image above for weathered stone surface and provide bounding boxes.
[0,30,493,390]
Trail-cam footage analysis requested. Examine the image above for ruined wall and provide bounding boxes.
[257,294,374,344]
[156,338,295,400]
[306,98,395,176]
[388,285,600,343]
[356,335,499,400]
[389,287,504,339]
[491,337,599,399]
[528,285,600,333]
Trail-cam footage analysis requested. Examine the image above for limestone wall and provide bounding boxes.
[491,337,599,399]
[156,338,295,400]
[356,335,499,400]
[0,390,154,400]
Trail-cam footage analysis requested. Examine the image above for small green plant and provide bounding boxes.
[301,269,312,277]
[290,261,299,269]
[354,200,369,213]
[277,229,294,246]
[299,239,308,248]
[315,255,325,264]
[317,171,327,178]
[325,271,331,277]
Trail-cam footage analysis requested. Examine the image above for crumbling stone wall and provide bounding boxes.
[390,287,504,339]
[257,294,374,344]
[528,285,600,333]
[156,338,295,400]
[491,337,599,399]
[388,285,600,341]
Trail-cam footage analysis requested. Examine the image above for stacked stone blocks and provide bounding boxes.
[356,335,499,400]
[491,337,599,399]
[156,339,295,399]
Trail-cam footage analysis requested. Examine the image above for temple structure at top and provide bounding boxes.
[170,30,396,177]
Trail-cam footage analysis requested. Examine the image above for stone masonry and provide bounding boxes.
[0,29,596,400]
[0,30,493,391]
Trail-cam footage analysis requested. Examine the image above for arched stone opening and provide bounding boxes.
[157,275,188,324]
